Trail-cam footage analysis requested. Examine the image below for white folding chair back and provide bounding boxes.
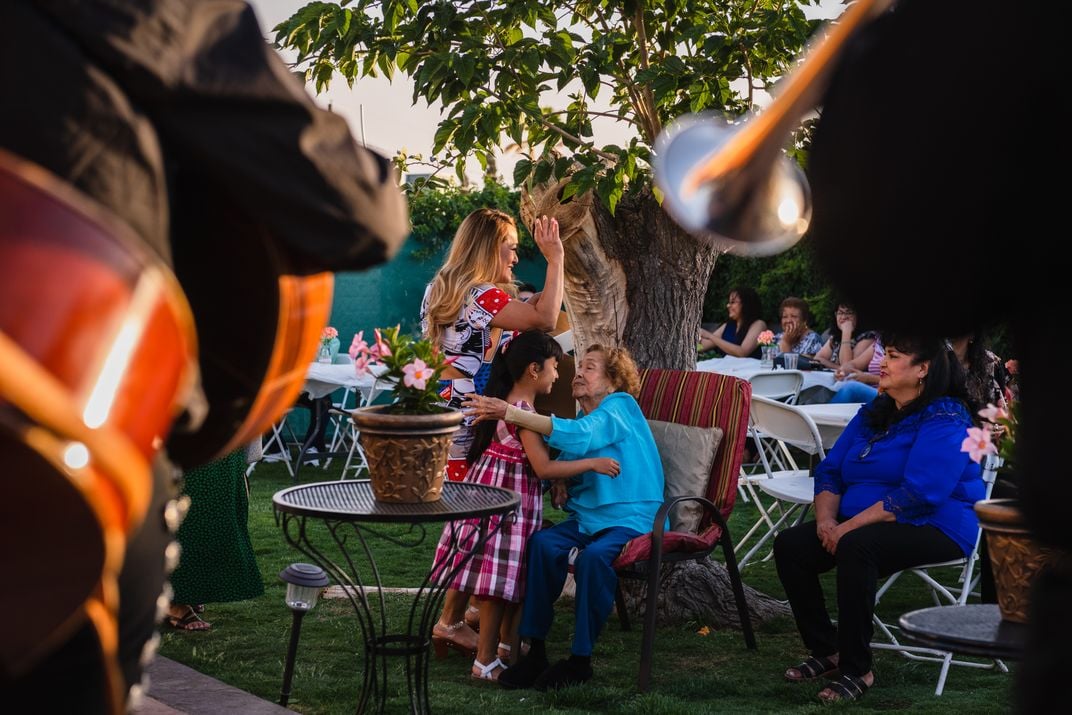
[749,370,805,404]
[737,396,827,567]
[870,453,1007,695]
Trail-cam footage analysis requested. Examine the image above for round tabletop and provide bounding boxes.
[273,480,519,523]
[898,604,1027,660]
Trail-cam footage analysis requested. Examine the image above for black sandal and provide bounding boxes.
[818,674,872,703]
[784,655,839,682]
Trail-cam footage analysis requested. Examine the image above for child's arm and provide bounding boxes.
[518,429,620,480]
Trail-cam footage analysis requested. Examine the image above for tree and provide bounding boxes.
[277,0,821,369]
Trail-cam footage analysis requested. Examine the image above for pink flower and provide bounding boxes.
[321,326,338,341]
[349,331,369,360]
[757,330,775,346]
[353,354,371,377]
[402,359,433,390]
[374,328,392,358]
[961,426,998,463]
[978,403,1009,423]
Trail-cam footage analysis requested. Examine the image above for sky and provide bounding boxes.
[248,0,843,184]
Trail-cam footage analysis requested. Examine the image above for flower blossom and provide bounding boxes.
[403,359,433,390]
[757,330,775,346]
[961,426,998,463]
[349,331,369,360]
[353,354,371,377]
[321,326,338,341]
[978,403,1009,423]
[374,328,392,358]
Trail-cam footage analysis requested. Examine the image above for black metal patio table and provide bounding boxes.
[273,480,519,714]
[899,604,1027,661]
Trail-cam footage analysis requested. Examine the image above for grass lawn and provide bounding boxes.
[159,461,1014,714]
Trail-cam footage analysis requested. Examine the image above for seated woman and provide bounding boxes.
[813,301,876,369]
[464,344,664,691]
[830,337,883,404]
[773,334,984,704]
[950,331,1007,410]
[698,286,767,358]
[774,297,825,356]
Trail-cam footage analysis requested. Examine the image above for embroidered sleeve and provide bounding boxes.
[883,401,974,522]
[464,285,511,329]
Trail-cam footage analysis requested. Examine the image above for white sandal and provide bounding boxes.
[471,657,506,681]
[496,641,530,661]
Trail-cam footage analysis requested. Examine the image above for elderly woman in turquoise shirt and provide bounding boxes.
[464,343,664,691]
[773,334,984,705]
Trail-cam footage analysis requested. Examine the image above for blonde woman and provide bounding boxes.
[423,208,563,657]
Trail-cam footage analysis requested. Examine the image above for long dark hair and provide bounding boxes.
[731,286,762,332]
[466,330,564,463]
[866,332,973,432]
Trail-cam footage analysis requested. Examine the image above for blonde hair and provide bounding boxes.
[424,209,518,347]
[586,344,641,398]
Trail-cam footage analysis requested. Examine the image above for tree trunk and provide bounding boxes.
[559,558,790,629]
[522,181,719,369]
[618,558,791,629]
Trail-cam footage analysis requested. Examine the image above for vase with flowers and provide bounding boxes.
[757,329,777,368]
[963,401,1066,622]
[349,326,462,502]
[318,326,339,363]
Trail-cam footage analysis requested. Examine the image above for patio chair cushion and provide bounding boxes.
[646,420,723,533]
[613,524,722,569]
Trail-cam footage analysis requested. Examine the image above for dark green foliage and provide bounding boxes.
[274,1,820,215]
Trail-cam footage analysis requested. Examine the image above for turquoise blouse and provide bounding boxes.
[548,392,665,536]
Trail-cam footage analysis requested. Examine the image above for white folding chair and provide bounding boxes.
[738,370,806,502]
[869,454,1008,695]
[736,396,826,567]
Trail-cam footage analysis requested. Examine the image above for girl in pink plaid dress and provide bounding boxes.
[431,331,621,682]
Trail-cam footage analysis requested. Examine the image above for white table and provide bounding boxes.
[696,356,837,392]
[797,402,864,449]
[304,362,389,405]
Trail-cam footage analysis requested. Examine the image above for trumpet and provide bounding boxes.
[653,0,893,256]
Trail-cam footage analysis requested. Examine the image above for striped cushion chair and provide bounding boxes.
[612,368,756,691]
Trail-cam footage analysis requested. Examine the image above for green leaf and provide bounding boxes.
[513,158,533,187]
[506,26,523,46]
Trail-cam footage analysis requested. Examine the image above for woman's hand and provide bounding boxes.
[533,215,563,264]
[834,365,860,382]
[836,312,856,336]
[818,519,845,554]
[590,457,621,478]
[462,393,509,423]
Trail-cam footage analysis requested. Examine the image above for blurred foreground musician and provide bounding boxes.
[0,1,408,711]
[805,1,1066,710]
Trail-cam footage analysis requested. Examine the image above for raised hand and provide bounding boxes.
[532,215,563,263]
[462,393,509,423]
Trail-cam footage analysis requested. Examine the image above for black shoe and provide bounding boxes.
[497,652,549,690]
[532,658,592,691]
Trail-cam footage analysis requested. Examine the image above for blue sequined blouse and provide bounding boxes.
[813,397,984,555]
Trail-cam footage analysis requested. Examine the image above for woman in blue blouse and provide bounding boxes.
[464,344,664,691]
[698,286,767,357]
[773,334,984,704]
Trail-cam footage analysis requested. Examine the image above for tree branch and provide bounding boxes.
[631,5,663,141]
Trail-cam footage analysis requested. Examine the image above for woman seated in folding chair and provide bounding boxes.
[463,344,664,691]
[773,334,985,703]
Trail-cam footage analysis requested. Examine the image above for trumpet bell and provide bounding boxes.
[654,114,811,257]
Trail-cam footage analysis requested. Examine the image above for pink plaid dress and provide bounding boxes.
[431,401,543,602]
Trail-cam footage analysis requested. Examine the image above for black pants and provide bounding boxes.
[773,520,962,677]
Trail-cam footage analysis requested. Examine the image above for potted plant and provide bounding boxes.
[349,326,462,503]
[963,402,1064,622]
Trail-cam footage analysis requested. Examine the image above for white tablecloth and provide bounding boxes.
[696,356,837,391]
[303,362,389,406]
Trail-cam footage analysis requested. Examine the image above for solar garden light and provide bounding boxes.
[279,563,329,706]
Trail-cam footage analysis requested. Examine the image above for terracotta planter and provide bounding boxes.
[974,498,1063,623]
[352,406,463,503]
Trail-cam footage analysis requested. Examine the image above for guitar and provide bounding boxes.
[0,148,333,712]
